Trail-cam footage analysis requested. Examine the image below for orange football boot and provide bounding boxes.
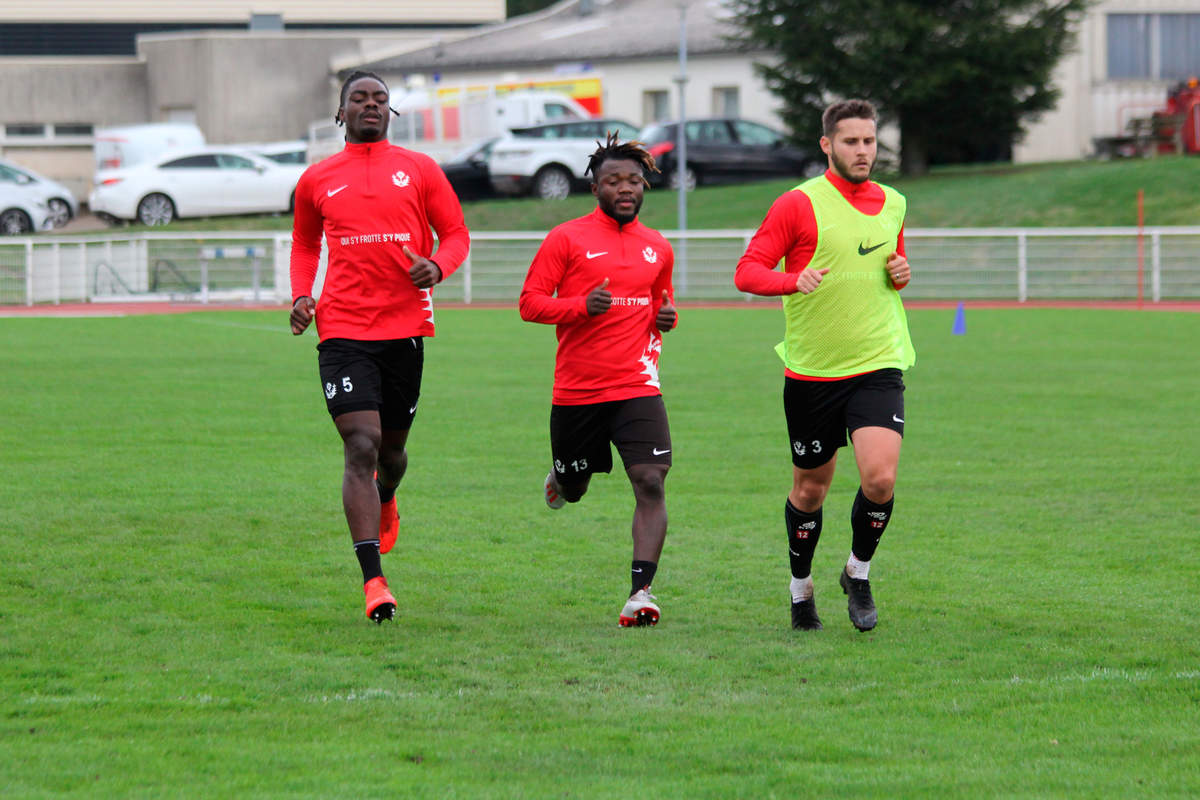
[364,576,396,623]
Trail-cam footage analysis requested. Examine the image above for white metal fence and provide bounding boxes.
[2,227,1198,306]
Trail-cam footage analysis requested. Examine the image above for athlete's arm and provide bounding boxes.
[421,159,471,280]
[519,230,590,324]
[289,170,323,304]
[734,191,817,296]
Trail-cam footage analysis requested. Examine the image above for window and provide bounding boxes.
[685,120,733,143]
[712,86,740,118]
[643,90,670,123]
[216,154,256,170]
[53,123,92,137]
[1108,13,1200,79]
[544,103,581,120]
[5,123,44,137]
[160,155,219,169]
[733,120,780,146]
[0,163,34,184]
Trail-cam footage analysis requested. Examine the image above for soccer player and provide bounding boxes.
[734,99,914,632]
[289,71,470,623]
[519,133,677,627]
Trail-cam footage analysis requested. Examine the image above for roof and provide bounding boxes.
[350,0,751,75]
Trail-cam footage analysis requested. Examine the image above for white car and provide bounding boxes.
[0,184,54,235]
[247,139,308,165]
[89,146,306,226]
[488,118,641,200]
[0,158,79,228]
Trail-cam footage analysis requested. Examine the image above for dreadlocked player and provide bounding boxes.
[519,133,678,627]
[289,70,470,623]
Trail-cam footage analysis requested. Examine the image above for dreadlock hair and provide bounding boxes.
[584,131,660,185]
[336,70,389,126]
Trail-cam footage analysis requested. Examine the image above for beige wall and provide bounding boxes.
[1015,0,1200,163]
[0,58,148,125]
[0,1,504,23]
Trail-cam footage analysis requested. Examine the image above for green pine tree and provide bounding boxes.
[728,0,1091,174]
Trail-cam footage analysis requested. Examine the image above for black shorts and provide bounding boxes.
[550,395,672,481]
[316,337,423,429]
[783,368,905,469]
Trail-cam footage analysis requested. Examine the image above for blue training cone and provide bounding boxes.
[952,302,966,335]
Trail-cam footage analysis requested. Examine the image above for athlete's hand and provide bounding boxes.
[794,267,829,295]
[290,296,316,335]
[404,245,442,289]
[886,252,910,288]
[656,290,677,332]
[587,278,612,316]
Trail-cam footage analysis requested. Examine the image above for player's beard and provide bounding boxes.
[604,194,642,225]
[831,151,875,184]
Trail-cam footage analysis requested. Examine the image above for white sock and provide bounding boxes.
[790,575,813,603]
[846,554,870,580]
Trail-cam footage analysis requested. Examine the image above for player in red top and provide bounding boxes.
[520,134,678,627]
[289,71,470,623]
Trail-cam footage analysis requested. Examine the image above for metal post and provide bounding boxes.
[200,258,209,304]
[24,239,33,306]
[1017,232,1028,303]
[52,241,61,304]
[1151,230,1161,303]
[673,1,689,294]
[462,253,472,304]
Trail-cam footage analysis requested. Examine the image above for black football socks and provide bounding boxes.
[785,499,822,579]
[850,487,893,563]
[354,538,383,583]
[631,560,657,595]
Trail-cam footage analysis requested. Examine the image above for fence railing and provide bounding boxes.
[2,227,1198,306]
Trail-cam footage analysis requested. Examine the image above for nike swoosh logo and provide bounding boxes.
[892,414,904,423]
[652,447,671,456]
[632,568,643,573]
[327,185,348,197]
[586,251,607,259]
[409,403,418,414]
[858,241,886,256]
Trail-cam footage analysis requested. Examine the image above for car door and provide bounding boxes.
[685,119,739,181]
[215,153,278,213]
[156,154,223,216]
[732,120,801,178]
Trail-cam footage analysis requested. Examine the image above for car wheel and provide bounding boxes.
[137,193,176,226]
[667,165,698,192]
[0,208,33,235]
[532,166,572,200]
[46,198,73,228]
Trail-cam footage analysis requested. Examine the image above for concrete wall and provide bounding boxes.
[138,34,369,143]
[0,58,148,126]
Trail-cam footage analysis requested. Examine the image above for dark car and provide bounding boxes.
[638,118,824,190]
[440,138,500,201]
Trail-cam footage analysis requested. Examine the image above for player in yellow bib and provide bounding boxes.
[735,99,914,632]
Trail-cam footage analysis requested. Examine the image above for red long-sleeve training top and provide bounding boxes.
[519,208,676,405]
[290,140,470,341]
[734,169,907,296]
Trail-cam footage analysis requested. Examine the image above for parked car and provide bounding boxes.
[89,146,307,226]
[638,118,824,190]
[248,139,308,165]
[0,184,54,235]
[488,118,641,199]
[0,158,79,228]
[440,138,499,201]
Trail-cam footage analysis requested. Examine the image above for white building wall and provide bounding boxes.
[1015,0,1200,162]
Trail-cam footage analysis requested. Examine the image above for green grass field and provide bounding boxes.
[2,307,1199,797]
[107,155,1200,234]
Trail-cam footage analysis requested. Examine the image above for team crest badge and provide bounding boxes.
[642,247,657,264]
[392,170,411,188]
